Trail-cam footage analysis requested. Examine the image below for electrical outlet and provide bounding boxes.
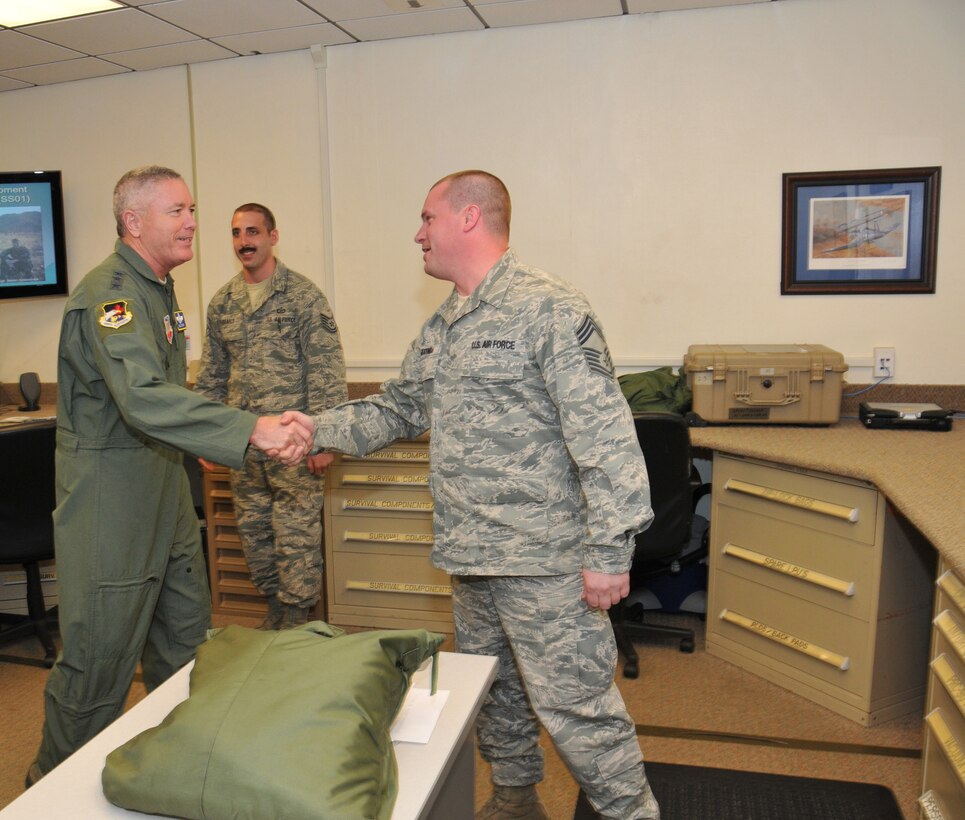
[873,347,895,379]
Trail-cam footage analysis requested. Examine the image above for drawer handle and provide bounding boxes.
[718,608,850,670]
[342,499,434,513]
[345,580,451,596]
[919,789,951,820]
[343,530,433,545]
[931,654,965,716]
[934,610,965,665]
[937,570,965,616]
[925,708,965,791]
[342,449,429,463]
[722,543,855,596]
[724,478,859,522]
[341,473,429,486]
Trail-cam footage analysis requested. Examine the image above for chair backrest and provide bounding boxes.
[0,424,56,562]
[631,412,695,570]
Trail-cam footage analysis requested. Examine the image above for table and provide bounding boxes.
[0,650,497,819]
[0,404,56,430]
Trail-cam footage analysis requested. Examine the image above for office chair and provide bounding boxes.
[0,423,58,667]
[610,412,711,679]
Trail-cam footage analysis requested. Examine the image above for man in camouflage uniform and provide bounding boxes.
[30,168,310,784]
[194,204,347,629]
[284,171,659,819]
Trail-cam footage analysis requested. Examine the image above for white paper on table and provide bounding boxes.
[390,688,450,744]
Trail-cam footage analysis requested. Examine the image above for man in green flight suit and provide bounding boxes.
[28,166,311,784]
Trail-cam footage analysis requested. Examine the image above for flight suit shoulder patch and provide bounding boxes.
[98,299,135,331]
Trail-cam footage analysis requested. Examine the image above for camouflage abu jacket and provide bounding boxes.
[194,260,348,430]
[312,249,653,576]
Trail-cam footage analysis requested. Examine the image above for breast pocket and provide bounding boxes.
[457,349,530,423]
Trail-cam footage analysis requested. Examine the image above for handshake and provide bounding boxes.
[249,411,318,466]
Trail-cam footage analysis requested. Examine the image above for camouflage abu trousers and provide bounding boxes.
[452,574,660,820]
[230,451,323,608]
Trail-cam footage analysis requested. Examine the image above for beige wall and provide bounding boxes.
[1,0,962,387]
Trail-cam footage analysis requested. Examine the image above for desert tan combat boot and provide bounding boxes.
[476,785,550,819]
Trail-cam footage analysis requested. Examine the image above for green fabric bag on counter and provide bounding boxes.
[618,367,692,415]
[102,621,445,820]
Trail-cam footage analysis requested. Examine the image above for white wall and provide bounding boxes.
[0,68,197,382]
[1,0,962,388]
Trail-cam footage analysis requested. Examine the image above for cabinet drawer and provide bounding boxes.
[331,551,451,615]
[715,455,879,545]
[328,515,433,557]
[923,707,965,807]
[709,570,871,697]
[713,504,876,621]
[330,486,434,519]
[929,652,965,736]
[933,605,965,670]
[936,570,965,624]
[340,443,429,465]
[328,464,429,491]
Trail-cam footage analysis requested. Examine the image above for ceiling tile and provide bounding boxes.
[0,30,85,70]
[301,0,464,20]
[0,1,780,94]
[474,0,624,28]
[0,75,34,91]
[103,39,235,70]
[626,0,771,11]
[20,8,197,53]
[212,24,354,57]
[339,8,483,41]
[2,56,130,86]
[144,0,326,38]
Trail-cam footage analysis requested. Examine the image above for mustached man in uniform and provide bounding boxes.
[281,170,660,819]
[194,203,347,629]
[29,166,311,784]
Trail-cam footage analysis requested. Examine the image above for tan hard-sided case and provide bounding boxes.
[683,344,848,424]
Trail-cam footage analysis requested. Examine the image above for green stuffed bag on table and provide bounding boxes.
[102,621,445,820]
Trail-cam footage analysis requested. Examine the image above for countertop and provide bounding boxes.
[690,419,964,576]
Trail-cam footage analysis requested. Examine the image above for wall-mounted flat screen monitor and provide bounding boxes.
[0,170,68,299]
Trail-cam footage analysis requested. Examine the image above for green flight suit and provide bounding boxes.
[35,240,258,775]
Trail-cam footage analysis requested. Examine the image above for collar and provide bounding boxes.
[115,239,175,289]
[439,248,517,324]
[228,258,290,302]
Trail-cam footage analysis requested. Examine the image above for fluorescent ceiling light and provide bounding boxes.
[0,0,122,27]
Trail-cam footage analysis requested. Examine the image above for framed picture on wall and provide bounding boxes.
[781,166,941,294]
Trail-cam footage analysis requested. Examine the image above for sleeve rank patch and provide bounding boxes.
[320,314,339,334]
[99,300,133,329]
[575,314,614,379]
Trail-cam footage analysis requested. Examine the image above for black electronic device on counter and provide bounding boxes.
[18,372,41,411]
[859,402,954,431]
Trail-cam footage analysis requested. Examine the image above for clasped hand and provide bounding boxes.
[249,412,317,466]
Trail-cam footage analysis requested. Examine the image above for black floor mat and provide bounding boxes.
[574,761,904,820]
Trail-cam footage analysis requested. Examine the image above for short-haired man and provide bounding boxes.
[283,171,660,819]
[194,203,347,628]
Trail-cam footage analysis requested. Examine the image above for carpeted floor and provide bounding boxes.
[0,612,922,819]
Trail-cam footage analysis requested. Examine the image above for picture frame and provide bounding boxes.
[781,166,941,295]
